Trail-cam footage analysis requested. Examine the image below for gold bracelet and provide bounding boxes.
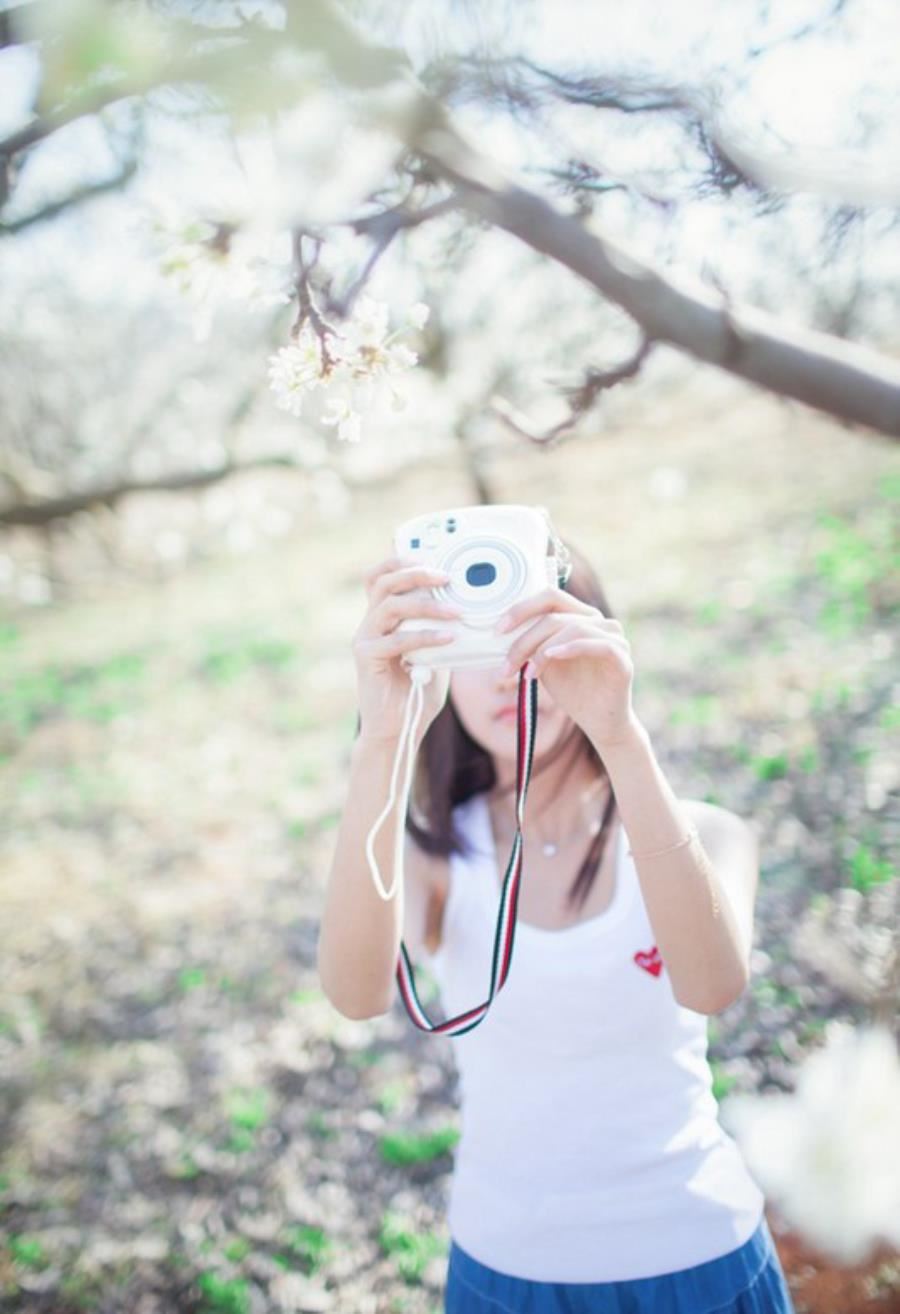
[627,823,720,919]
[627,823,699,860]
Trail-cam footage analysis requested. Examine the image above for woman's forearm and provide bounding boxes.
[317,735,408,1020]
[593,714,749,1014]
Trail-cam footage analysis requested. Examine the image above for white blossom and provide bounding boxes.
[407,301,430,329]
[267,328,327,418]
[337,296,420,388]
[321,393,363,443]
[721,1021,900,1265]
[266,295,428,441]
[343,294,391,349]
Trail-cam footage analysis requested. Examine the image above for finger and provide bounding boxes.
[360,628,457,661]
[531,634,630,677]
[505,615,617,672]
[366,593,464,637]
[363,556,408,594]
[502,613,585,673]
[495,587,597,634]
[368,564,452,606]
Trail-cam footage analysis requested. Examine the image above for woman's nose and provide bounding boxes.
[493,665,521,692]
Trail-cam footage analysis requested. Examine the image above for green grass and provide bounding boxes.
[376,1079,409,1116]
[709,1060,738,1102]
[281,1223,333,1274]
[177,966,208,992]
[752,753,789,781]
[196,629,302,684]
[694,601,724,624]
[379,1212,446,1284]
[752,979,803,1010]
[0,650,152,741]
[223,1237,252,1263]
[797,1017,828,1044]
[289,987,325,1005]
[811,506,898,635]
[379,1126,459,1167]
[223,1088,271,1151]
[7,1234,49,1269]
[196,1271,250,1314]
[347,1048,383,1069]
[169,1152,201,1180]
[226,1088,270,1130]
[669,695,719,726]
[58,1269,102,1309]
[848,842,894,892]
[305,1111,337,1140]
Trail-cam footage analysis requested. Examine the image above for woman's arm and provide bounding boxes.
[317,734,409,1020]
[595,715,758,1014]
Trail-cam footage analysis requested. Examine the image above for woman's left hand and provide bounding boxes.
[495,587,641,749]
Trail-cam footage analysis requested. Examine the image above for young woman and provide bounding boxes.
[317,535,796,1314]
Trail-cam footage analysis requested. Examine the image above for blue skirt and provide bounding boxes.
[444,1214,796,1313]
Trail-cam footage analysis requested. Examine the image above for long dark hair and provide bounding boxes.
[405,539,620,913]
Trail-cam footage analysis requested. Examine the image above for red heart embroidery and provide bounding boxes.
[634,945,663,977]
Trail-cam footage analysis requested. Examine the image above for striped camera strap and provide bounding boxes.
[395,667,537,1036]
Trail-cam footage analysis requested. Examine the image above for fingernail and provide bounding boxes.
[524,660,536,680]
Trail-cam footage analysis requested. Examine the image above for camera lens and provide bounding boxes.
[437,537,527,623]
[466,562,497,588]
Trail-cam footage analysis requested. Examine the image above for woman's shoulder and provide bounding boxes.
[679,797,757,849]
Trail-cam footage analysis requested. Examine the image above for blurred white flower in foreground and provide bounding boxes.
[267,296,429,441]
[260,90,404,229]
[721,1021,900,1265]
[146,201,293,341]
[21,0,170,103]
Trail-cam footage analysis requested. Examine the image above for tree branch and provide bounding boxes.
[281,0,900,438]
[0,455,309,528]
[0,157,138,235]
[488,335,657,447]
[0,0,33,52]
[403,112,900,438]
[419,51,900,208]
[325,193,459,317]
[0,24,282,165]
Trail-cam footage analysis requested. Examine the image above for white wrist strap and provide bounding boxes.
[364,665,432,901]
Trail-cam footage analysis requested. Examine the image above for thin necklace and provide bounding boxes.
[490,727,609,857]
[491,774,610,858]
[533,777,608,857]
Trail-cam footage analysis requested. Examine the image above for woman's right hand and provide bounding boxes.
[352,555,463,743]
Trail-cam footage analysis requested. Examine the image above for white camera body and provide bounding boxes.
[393,504,569,671]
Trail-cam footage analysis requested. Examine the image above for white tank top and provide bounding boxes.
[420,791,765,1282]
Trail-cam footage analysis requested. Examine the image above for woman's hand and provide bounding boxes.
[352,555,463,744]
[495,587,640,749]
